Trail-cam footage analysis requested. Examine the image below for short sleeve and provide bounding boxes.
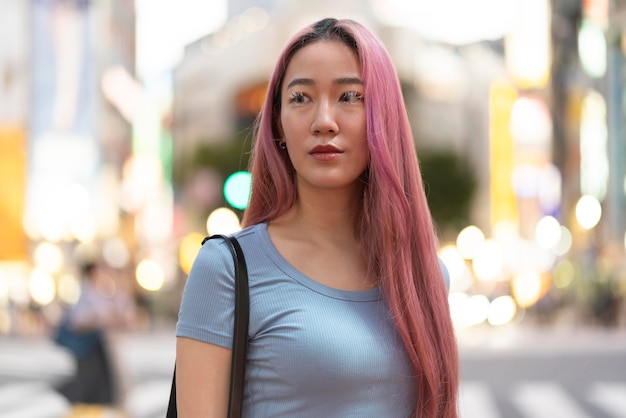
[175,237,236,349]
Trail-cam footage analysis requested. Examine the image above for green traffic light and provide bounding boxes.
[223,171,252,210]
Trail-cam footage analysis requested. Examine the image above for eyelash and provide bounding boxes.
[340,91,363,103]
[287,91,364,105]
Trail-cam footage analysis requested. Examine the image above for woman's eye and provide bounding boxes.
[288,92,308,104]
[340,91,363,104]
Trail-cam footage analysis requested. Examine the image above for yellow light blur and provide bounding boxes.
[553,226,573,256]
[472,239,504,281]
[33,242,64,274]
[28,269,56,306]
[207,207,241,236]
[553,259,576,289]
[511,271,542,307]
[438,244,472,291]
[534,216,561,249]
[576,195,602,230]
[58,273,81,305]
[456,226,485,260]
[179,232,206,275]
[489,81,519,227]
[136,259,165,292]
[488,295,517,326]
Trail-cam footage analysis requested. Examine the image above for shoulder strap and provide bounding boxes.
[166,234,249,418]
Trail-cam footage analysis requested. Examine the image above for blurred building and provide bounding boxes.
[0,0,30,262]
[171,0,626,328]
[0,0,625,335]
[171,0,501,229]
[0,0,136,335]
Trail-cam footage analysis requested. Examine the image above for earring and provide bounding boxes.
[279,142,287,150]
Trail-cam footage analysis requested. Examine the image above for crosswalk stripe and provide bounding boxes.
[459,381,500,418]
[125,379,171,418]
[511,381,591,418]
[587,382,626,418]
[0,382,69,418]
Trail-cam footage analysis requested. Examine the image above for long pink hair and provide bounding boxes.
[242,18,459,418]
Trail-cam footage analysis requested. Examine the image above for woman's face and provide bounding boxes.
[279,40,368,194]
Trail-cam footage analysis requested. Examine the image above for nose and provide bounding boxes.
[311,100,338,136]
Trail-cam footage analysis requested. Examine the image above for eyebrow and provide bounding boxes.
[286,77,363,90]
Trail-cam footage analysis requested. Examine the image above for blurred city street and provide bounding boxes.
[1,323,626,418]
[1,0,626,417]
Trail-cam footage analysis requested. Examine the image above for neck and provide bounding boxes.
[274,184,363,243]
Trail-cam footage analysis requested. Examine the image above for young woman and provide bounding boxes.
[176,18,459,418]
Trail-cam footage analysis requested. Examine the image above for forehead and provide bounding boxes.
[283,40,361,84]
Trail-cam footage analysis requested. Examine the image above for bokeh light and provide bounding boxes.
[136,259,165,292]
[534,216,561,250]
[33,242,64,274]
[488,295,517,326]
[456,225,485,260]
[102,237,131,269]
[179,232,206,275]
[511,271,543,307]
[578,18,607,78]
[553,226,573,256]
[28,268,56,306]
[553,259,576,289]
[465,294,491,326]
[207,207,241,236]
[57,273,81,305]
[472,239,504,281]
[223,171,252,210]
[575,195,602,230]
[439,244,473,291]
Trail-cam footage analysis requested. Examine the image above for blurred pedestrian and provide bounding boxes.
[176,17,459,417]
[54,259,135,416]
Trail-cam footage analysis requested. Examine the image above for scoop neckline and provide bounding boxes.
[257,222,382,302]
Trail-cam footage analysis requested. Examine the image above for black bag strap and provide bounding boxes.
[166,234,249,418]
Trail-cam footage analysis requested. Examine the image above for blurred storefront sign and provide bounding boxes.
[0,126,27,261]
[488,81,518,229]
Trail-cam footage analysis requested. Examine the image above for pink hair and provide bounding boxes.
[242,18,459,418]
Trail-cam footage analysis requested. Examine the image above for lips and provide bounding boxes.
[309,144,342,154]
[309,144,343,161]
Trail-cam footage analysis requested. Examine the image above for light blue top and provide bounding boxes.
[177,223,449,417]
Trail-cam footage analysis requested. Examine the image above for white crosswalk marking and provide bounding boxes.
[0,382,70,418]
[125,379,171,418]
[459,381,500,418]
[511,381,591,418]
[587,382,626,418]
